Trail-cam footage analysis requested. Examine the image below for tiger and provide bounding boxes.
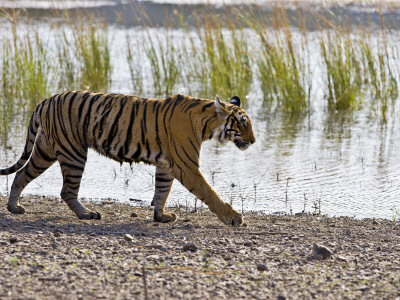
[0,91,255,226]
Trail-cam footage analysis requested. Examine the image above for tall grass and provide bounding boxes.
[250,7,311,113]
[360,16,398,121]
[67,12,112,92]
[319,24,363,110]
[144,28,180,97]
[126,32,144,96]
[198,16,252,100]
[0,10,112,113]
[1,5,400,123]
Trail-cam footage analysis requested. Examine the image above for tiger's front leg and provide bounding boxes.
[151,167,177,223]
[172,166,243,226]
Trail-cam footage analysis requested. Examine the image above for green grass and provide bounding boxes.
[199,16,252,100]
[359,20,398,121]
[250,7,311,113]
[320,27,363,110]
[0,5,399,123]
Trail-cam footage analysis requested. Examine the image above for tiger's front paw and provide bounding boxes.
[154,212,177,223]
[217,202,244,227]
[7,204,25,215]
[77,211,102,220]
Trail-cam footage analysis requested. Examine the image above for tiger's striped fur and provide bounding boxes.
[0,91,255,226]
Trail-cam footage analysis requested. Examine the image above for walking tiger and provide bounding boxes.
[0,91,255,226]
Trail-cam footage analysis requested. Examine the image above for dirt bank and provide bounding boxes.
[0,195,399,299]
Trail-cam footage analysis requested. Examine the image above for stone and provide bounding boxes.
[130,212,139,218]
[256,264,268,271]
[53,232,62,238]
[9,237,18,244]
[183,243,198,251]
[345,229,351,236]
[312,243,332,260]
[124,234,134,241]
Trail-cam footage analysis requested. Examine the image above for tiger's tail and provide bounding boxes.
[0,107,40,175]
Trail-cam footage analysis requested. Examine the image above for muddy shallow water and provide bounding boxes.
[1,3,400,220]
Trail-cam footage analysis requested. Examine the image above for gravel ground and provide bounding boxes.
[0,195,400,300]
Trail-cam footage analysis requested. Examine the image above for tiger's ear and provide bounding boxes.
[230,96,241,107]
[215,96,229,119]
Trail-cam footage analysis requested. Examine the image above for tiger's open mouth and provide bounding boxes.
[234,139,250,150]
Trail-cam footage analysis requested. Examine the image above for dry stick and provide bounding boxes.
[142,265,149,300]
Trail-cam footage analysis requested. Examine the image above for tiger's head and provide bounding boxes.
[213,96,256,150]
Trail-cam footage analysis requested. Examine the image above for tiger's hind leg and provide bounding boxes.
[58,153,101,220]
[151,167,176,223]
[7,130,57,214]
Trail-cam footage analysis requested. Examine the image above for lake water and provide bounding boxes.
[1,2,400,220]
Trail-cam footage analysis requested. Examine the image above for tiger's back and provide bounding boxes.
[1,91,255,226]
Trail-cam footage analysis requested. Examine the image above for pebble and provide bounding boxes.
[53,232,62,238]
[345,229,351,236]
[130,212,139,218]
[256,264,268,271]
[336,255,348,262]
[124,234,134,241]
[312,243,332,260]
[182,243,198,251]
[9,237,18,244]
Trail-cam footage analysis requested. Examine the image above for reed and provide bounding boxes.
[249,7,311,113]
[359,16,398,121]
[0,19,52,111]
[73,22,112,91]
[144,27,180,97]
[126,33,144,96]
[198,15,252,101]
[319,18,364,110]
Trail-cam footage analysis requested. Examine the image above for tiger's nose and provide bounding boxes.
[250,136,256,144]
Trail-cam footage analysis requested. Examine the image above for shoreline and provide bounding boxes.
[0,195,399,299]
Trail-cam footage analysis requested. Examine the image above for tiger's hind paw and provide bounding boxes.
[154,212,177,223]
[7,204,26,215]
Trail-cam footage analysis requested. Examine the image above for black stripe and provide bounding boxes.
[83,94,102,146]
[168,94,184,122]
[36,145,55,162]
[188,138,199,157]
[132,143,141,161]
[102,96,127,151]
[145,139,151,159]
[181,146,199,168]
[154,101,163,162]
[183,99,202,112]
[156,177,173,183]
[202,101,214,112]
[60,162,85,172]
[124,100,136,156]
